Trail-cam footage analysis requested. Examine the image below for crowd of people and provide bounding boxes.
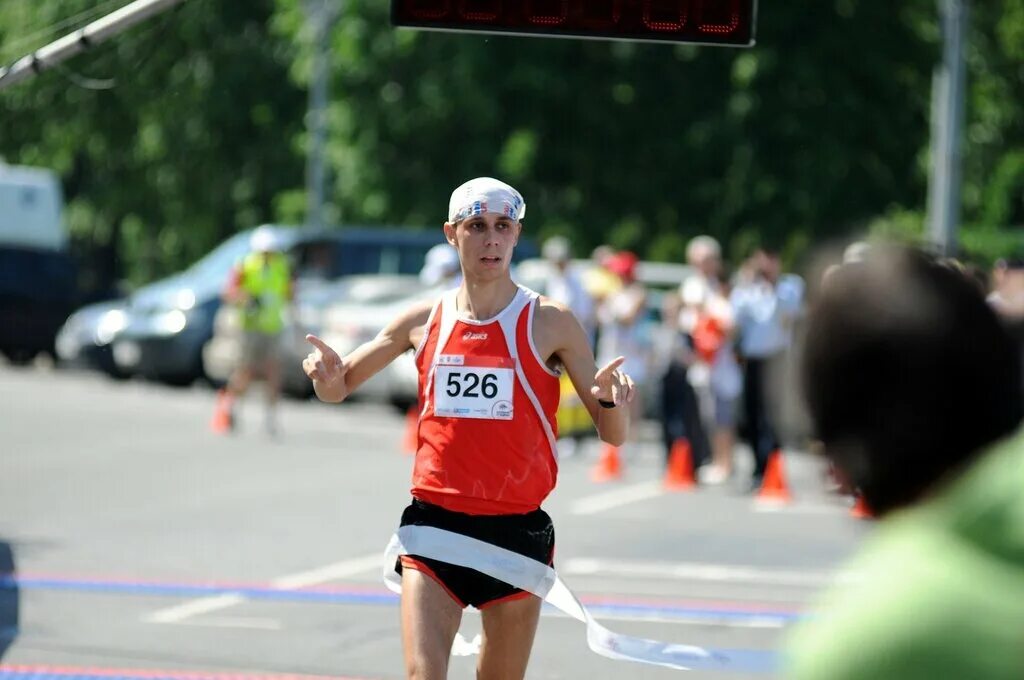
[541,233,807,492]
[543,235,1024,497]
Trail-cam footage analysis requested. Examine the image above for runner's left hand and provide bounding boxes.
[591,356,635,407]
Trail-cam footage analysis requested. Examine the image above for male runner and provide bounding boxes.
[303,177,635,679]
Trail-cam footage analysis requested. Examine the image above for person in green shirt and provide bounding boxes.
[787,245,1024,680]
[213,226,293,436]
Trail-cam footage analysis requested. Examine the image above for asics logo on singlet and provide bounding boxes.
[462,331,488,341]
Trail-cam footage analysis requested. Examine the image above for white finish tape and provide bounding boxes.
[382,525,719,671]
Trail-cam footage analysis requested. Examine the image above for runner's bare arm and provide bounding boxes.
[303,299,434,403]
[537,299,633,446]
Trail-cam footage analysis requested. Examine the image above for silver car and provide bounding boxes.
[317,284,451,411]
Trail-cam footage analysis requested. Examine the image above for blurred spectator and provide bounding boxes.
[988,257,1024,394]
[583,245,622,307]
[543,236,598,459]
[787,245,1023,680]
[680,236,741,483]
[680,235,723,339]
[653,289,711,471]
[596,251,649,430]
[213,226,294,436]
[730,247,805,489]
[419,243,462,287]
[542,236,596,344]
[988,257,1024,319]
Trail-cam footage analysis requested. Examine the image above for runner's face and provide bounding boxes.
[445,213,521,280]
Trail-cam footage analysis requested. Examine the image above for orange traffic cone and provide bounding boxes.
[850,494,874,519]
[590,443,623,483]
[663,439,696,491]
[756,450,792,504]
[209,389,234,434]
[402,406,419,455]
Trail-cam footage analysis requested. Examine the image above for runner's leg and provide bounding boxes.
[477,594,542,680]
[262,349,282,433]
[400,568,463,679]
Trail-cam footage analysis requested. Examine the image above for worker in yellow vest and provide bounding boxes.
[211,227,293,436]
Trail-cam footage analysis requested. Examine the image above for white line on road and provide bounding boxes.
[171,615,283,630]
[752,500,849,515]
[270,553,383,589]
[569,480,664,515]
[562,557,852,587]
[143,552,382,625]
[144,594,246,623]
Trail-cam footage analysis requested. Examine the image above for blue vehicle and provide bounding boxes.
[107,225,480,386]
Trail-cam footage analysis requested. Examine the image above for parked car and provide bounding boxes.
[55,298,130,378]
[317,283,448,410]
[203,273,421,397]
[198,232,536,399]
[0,164,77,363]
[110,226,451,386]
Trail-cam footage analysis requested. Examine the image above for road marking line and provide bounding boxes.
[144,553,381,624]
[0,664,376,680]
[752,501,848,515]
[562,558,845,587]
[144,594,245,623]
[569,480,664,515]
[270,554,383,589]
[171,615,282,630]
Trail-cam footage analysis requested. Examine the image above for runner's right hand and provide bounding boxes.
[303,334,349,403]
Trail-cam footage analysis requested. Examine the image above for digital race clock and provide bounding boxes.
[391,1,757,47]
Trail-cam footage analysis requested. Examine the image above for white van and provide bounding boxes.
[0,163,76,362]
[0,163,66,251]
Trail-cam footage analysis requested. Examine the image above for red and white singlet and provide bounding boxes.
[411,286,561,515]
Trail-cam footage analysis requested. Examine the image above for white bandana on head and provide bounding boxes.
[448,177,526,224]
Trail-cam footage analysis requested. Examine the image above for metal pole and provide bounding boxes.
[926,0,968,256]
[0,0,188,91]
[304,0,339,230]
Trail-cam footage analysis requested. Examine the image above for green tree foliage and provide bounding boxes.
[273,0,944,263]
[962,0,1024,237]
[1,0,1021,293]
[0,0,305,289]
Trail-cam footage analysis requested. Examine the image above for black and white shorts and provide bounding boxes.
[394,498,555,609]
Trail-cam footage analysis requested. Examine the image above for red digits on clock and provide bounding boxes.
[697,0,740,34]
[394,0,752,43]
[580,0,622,29]
[459,0,500,21]
[406,0,449,19]
[643,0,688,32]
[526,0,568,26]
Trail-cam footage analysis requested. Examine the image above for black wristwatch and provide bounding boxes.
[598,399,617,409]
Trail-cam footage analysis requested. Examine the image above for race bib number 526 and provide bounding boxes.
[434,355,514,420]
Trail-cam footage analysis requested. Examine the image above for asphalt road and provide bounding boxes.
[0,362,870,680]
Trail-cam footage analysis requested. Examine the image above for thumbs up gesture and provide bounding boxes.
[303,334,349,403]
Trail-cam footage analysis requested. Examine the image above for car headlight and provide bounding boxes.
[95,310,128,345]
[156,309,188,335]
[176,289,197,311]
